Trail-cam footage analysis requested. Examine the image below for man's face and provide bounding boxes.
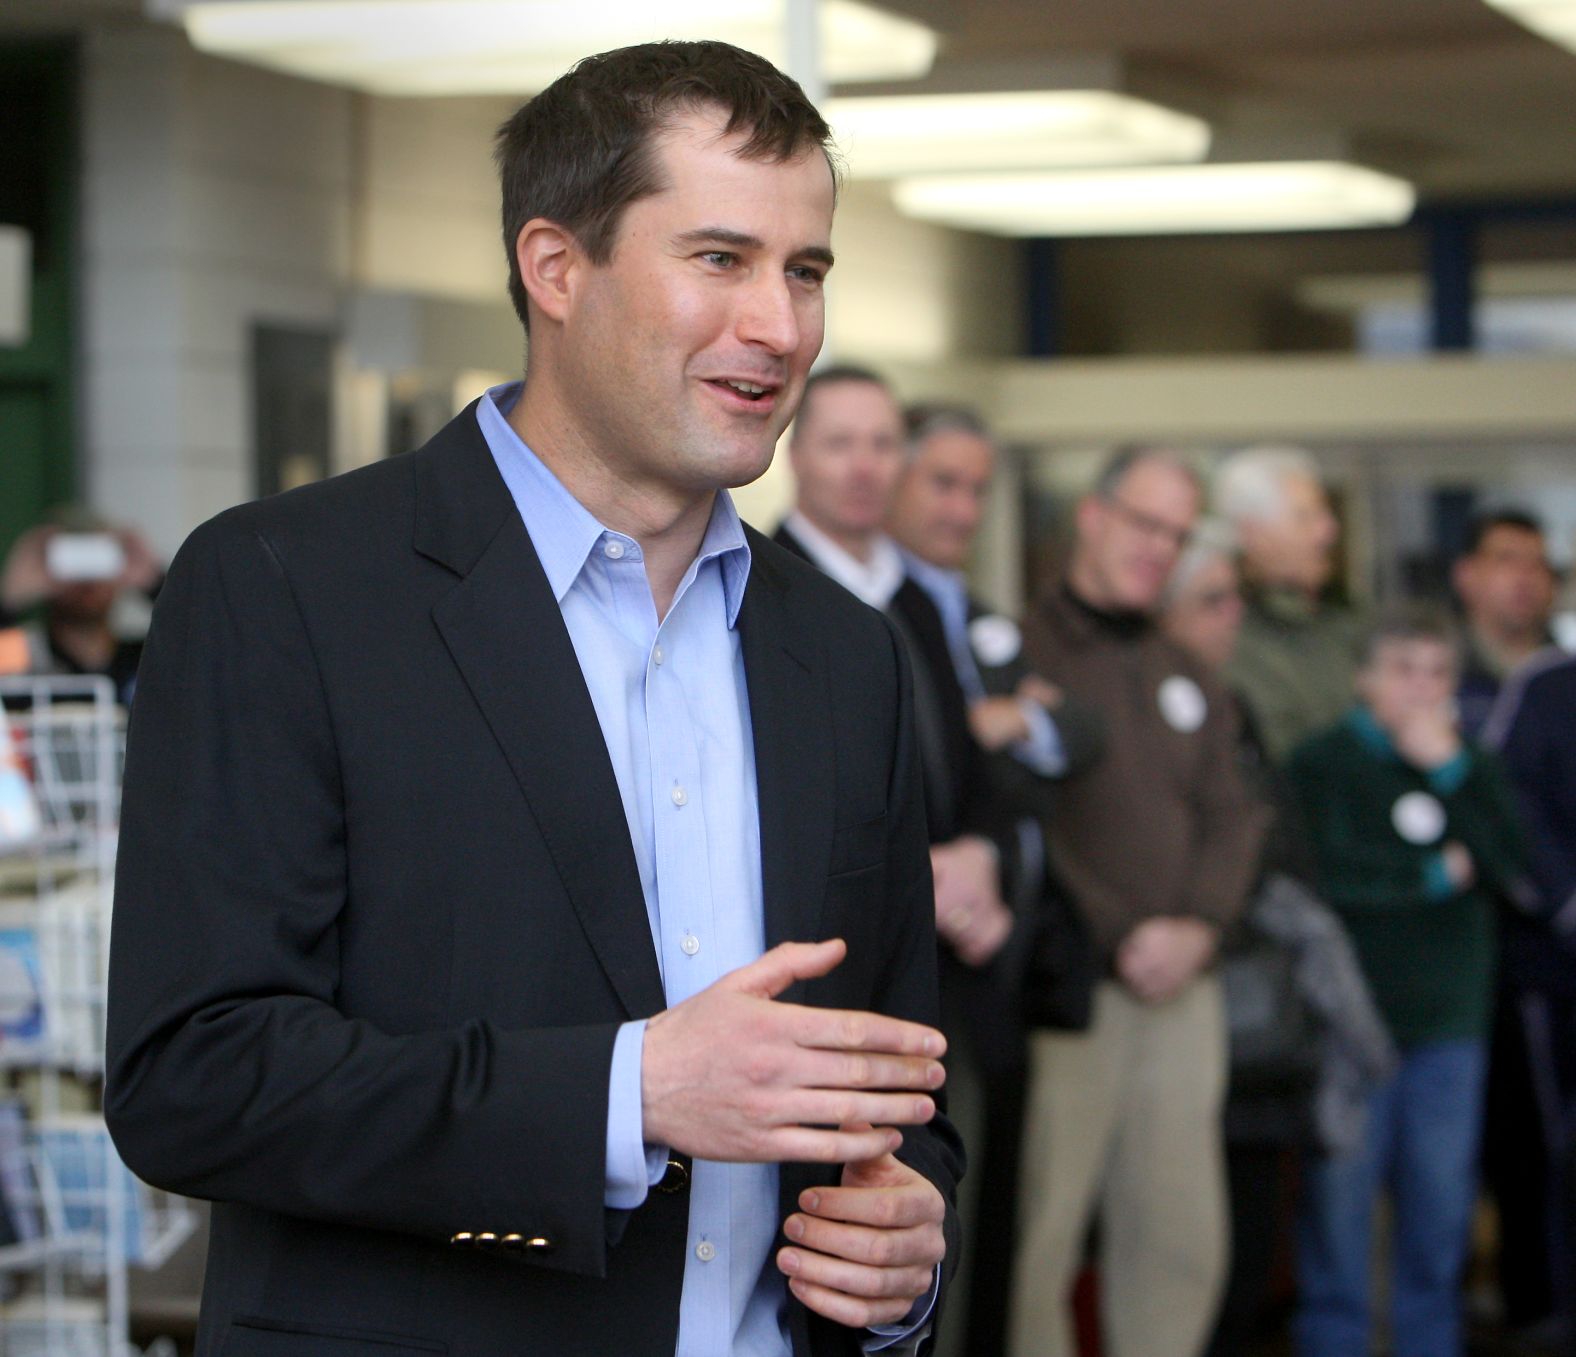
[1239,471,1339,594]
[556,108,834,499]
[1358,638,1458,731]
[1075,459,1202,613]
[788,380,906,544]
[1454,525,1555,638]
[887,429,994,570]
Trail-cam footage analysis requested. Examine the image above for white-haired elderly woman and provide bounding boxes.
[1159,518,1394,1357]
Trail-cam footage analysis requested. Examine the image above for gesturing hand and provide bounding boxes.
[778,1141,947,1329]
[641,939,946,1166]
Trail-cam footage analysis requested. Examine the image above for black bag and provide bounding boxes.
[1219,929,1321,1095]
[1017,885,1096,1033]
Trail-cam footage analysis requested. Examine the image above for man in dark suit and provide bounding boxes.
[104,42,959,1357]
[771,368,1017,966]
[885,402,1100,1357]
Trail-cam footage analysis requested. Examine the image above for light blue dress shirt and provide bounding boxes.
[477,384,930,1355]
[900,550,1065,777]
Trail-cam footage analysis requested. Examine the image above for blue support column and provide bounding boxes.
[1427,210,1478,351]
[1024,237,1060,357]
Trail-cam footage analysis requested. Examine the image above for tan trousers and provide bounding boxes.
[1009,976,1229,1357]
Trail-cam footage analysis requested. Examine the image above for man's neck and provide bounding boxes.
[510,379,712,621]
[795,510,877,564]
[1242,562,1317,606]
[1470,618,1546,676]
[1066,555,1115,613]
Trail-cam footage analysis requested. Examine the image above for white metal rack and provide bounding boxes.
[0,675,195,1357]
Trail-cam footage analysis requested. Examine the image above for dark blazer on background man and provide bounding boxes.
[104,406,963,1357]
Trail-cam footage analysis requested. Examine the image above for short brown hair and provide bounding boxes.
[494,41,834,331]
[790,364,892,444]
[1360,603,1463,670]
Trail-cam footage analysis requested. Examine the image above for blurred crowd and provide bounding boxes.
[3,371,1572,1357]
[769,367,1573,1357]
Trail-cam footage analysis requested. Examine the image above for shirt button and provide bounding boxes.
[680,932,700,956]
[653,644,665,666]
[671,784,687,807]
[695,1240,717,1263]
[603,540,625,560]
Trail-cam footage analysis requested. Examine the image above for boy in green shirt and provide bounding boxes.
[1287,606,1523,1357]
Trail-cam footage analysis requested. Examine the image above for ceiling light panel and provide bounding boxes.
[892,162,1417,237]
[1481,0,1576,51]
[828,91,1210,178]
[150,0,936,95]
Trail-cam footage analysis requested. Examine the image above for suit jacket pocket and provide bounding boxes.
[827,813,886,878]
[223,1316,448,1357]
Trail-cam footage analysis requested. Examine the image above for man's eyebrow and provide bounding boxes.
[674,227,835,269]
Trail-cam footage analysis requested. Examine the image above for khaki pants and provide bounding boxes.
[1009,976,1228,1357]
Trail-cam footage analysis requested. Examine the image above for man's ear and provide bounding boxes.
[1075,495,1102,539]
[1450,555,1473,604]
[515,218,583,327]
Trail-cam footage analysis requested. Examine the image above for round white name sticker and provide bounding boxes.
[1158,675,1207,733]
[1392,791,1446,845]
[969,614,1022,668]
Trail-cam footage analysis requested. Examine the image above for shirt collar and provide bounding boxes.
[1347,704,1399,760]
[476,381,751,626]
[901,549,967,616]
[784,510,905,610]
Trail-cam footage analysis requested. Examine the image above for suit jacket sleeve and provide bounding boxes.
[105,517,621,1277]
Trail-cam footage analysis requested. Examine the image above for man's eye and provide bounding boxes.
[788,265,825,284]
[701,251,737,267]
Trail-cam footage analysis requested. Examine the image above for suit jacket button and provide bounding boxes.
[450,1232,474,1248]
[501,1233,525,1252]
[656,1158,690,1195]
[475,1232,499,1250]
[525,1236,554,1254]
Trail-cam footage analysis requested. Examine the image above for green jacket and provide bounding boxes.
[1285,709,1523,1048]
[1229,587,1366,765]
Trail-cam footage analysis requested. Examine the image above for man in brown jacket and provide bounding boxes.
[1009,449,1269,1357]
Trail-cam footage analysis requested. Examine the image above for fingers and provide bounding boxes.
[784,1276,920,1329]
[767,1089,936,1135]
[787,1004,946,1059]
[795,1184,943,1232]
[783,1214,940,1271]
[778,1247,935,1327]
[762,1125,904,1164]
[719,938,848,999]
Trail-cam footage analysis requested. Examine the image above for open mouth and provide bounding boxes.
[705,377,778,407]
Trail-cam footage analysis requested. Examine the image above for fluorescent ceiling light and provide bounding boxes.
[828,91,1210,178]
[149,0,936,95]
[1481,0,1576,51]
[892,162,1417,237]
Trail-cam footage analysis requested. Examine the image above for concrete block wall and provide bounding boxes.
[80,25,353,560]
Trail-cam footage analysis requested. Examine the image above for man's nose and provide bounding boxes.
[737,274,799,354]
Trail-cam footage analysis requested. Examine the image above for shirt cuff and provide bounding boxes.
[1427,749,1472,796]
[863,1264,941,1352]
[1423,852,1457,902]
[604,1019,668,1210]
[1011,698,1068,777]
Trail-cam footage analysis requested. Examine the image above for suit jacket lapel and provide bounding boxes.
[415,410,666,1021]
[739,533,836,958]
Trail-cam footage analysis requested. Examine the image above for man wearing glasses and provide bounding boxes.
[1009,448,1269,1357]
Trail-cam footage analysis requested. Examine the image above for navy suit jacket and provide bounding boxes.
[105,406,962,1357]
